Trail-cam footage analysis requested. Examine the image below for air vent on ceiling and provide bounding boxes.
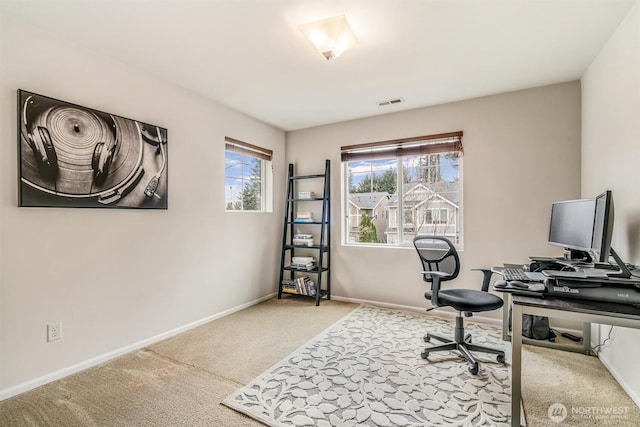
[378,97,404,107]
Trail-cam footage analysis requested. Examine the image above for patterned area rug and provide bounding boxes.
[223,305,511,426]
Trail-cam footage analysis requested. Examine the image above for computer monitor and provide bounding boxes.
[548,197,597,261]
[548,191,631,277]
[591,190,614,263]
[548,191,615,264]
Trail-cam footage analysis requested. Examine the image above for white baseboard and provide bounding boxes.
[331,295,502,326]
[598,352,640,408]
[0,293,276,402]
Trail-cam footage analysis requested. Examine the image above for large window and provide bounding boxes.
[342,132,463,246]
[225,137,272,212]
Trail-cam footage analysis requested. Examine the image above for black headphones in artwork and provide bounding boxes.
[95,122,167,205]
[22,95,119,185]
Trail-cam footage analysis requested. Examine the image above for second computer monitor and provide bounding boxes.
[547,190,614,263]
[592,190,614,263]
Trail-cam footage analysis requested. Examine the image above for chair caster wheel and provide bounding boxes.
[469,364,479,375]
[421,351,429,359]
[424,335,431,342]
[497,354,505,363]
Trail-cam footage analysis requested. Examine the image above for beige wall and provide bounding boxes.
[0,14,286,397]
[8,0,635,404]
[582,0,640,405]
[287,82,582,311]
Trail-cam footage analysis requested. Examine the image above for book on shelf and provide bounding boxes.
[290,263,316,270]
[293,233,313,239]
[281,279,299,294]
[281,276,316,296]
[291,256,316,270]
[292,234,314,246]
[293,239,314,246]
[298,191,315,199]
[292,256,314,262]
[294,211,314,222]
[302,277,317,296]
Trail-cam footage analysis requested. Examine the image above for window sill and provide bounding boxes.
[342,242,464,251]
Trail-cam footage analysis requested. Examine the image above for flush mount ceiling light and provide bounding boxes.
[299,15,359,60]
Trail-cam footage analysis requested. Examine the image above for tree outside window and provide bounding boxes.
[224,137,271,212]
[358,213,378,243]
[225,154,262,210]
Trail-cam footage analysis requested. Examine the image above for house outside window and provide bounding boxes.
[346,192,391,243]
[342,132,463,247]
[225,137,273,212]
[426,208,449,224]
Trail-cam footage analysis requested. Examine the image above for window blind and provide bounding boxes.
[225,136,273,161]
[340,131,463,162]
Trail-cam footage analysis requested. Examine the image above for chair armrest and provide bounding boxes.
[420,271,450,307]
[420,271,451,277]
[471,268,494,292]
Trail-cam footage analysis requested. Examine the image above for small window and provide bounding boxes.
[225,137,272,212]
[425,208,449,224]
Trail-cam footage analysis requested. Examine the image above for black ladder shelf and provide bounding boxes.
[278,160,331,306]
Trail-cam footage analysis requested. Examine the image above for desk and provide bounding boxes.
[498,290,592,354]
[510,295,640,427]
[492,266,593,354]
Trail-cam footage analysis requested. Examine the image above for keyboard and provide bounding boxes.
[503,265,528,282]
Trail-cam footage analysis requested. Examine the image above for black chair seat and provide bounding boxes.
[425,289,503,312]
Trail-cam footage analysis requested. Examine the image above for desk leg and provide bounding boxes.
[582,322,592,355]
[502,293,511,341]
[512,303,523,427]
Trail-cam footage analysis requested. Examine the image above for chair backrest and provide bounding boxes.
[413,236,460,282]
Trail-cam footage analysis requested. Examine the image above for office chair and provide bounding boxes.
[413,236,505,375]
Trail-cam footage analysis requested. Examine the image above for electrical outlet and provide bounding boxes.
[47,322,61,342]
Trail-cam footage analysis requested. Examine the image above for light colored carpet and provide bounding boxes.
[223,305,511,426]
[0,298,358,427]
[521,344,640,426]
[0,297,638,426]
[0,348,240,427]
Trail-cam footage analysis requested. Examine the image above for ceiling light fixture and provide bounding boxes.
[299,15,359,60]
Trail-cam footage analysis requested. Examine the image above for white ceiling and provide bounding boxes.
[2,0,636,131]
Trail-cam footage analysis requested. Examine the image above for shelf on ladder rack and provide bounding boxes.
[278,160,331,306]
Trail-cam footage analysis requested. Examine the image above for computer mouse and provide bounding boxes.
[508,280,529,289]
[494,280,508,288]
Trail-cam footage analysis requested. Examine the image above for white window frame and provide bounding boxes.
[341,132,463,248]
[224,137,273,212]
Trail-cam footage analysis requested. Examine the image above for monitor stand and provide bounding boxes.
[607,248,632,279]
[563,248,592,263]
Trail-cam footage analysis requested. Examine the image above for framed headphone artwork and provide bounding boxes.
[17,89,168,209]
